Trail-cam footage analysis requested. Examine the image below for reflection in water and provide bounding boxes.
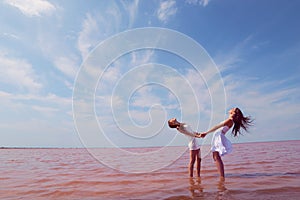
[215,179,229,200]
[189,177,203,198]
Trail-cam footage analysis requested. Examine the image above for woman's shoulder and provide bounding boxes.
[223,118,233,127]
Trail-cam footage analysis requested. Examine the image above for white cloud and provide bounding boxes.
[130,86,163,108]
[121,0,140,27]
[0,91,78,147]
[4,0,56,17]
[77,4,124,60]
[224,74,300,140]
[1,32,20,40]
[0,52,42,92]
[0,92,71,109]
[31,105,59,113]
[76,1,141,65]
[77,14,99,59]
[157,0,177,23]
[185,0,211,7]
[30,13,80,86]
[53,56,78,79]
[210,35,300,142]
[214,43,300,141]
[0,89,73,126]
[130,50,154,66]
[96,50,155,94]
[101,64,122,83]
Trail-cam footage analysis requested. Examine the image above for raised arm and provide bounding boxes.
[203,123,223,135]
[201,119,232,137]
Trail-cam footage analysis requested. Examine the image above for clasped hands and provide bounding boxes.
[195,132,207,138]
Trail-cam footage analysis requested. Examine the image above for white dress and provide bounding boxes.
[211,125,232,156]
[177,123,201,151]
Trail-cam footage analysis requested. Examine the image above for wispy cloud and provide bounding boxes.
[157,0,177,23]
[0,92,71,109]
[0,90,77,147]
[4,0,56,17]
[77,13,101,59]
[0,91,73,136]
[185,0,211,7]
[77,1,140,60]
[121,0,140,27]
[223,73,300,141]
[1,32,20,40]
[0,51,42,92]
[214,36,300,141]
[130,50,155,66]
[77,9,122,59]
[53,56,79,79]
[130,86,163,108]
[29,11,80,88]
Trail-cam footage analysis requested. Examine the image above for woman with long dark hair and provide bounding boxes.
[199,107,253,180]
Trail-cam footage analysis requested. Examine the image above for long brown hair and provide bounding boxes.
[232,108,253,137]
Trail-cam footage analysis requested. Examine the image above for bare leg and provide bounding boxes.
[213,152,225,179]
[196,149,201,177]
[189,150,197,177]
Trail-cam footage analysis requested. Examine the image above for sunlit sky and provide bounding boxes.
[1,0,300,147]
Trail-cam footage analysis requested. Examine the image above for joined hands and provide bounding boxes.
[196,132,207,138]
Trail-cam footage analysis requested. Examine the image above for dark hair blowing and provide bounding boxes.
[232,108,253,137]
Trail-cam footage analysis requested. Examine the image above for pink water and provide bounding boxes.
[1,140,300,199]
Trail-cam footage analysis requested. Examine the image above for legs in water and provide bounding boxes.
[196,149,201,177]
[189,149,201,177]
[213,151,225,180]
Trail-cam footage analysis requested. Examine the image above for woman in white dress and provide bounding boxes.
[168,118,202,177]
[200,107,252,180]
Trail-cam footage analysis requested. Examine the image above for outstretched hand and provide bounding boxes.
[195,132,207,138]
[199,132,207,138]
[195,133,201,138]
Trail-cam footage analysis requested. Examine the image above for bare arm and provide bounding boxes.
[177,124,199,137]
[201,119,232,137]
[181,130,199,137]
[204,123,224,135]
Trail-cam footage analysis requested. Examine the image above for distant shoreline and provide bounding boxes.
[1,139,299,149]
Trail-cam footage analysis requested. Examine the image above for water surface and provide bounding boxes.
[1,140,299,199]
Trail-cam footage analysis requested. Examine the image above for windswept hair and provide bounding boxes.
[232,108,253,137]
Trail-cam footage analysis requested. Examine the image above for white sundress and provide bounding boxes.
[177,124,201,158]
[211,125,233,156]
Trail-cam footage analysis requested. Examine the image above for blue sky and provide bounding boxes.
[0,0,300,148]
